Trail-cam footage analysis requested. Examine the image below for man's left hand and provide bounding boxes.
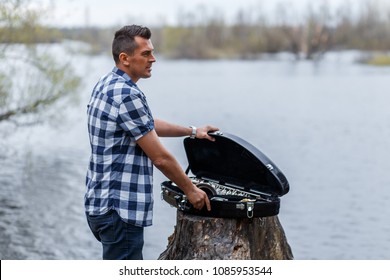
[196,125,219,141]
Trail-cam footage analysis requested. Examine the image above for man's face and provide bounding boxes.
[125,36,156,83]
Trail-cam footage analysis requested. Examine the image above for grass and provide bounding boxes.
[364,54,390,66]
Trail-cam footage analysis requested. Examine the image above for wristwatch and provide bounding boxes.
[189,126,197,139]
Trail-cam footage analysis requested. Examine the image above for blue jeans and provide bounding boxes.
[86,210,144,260]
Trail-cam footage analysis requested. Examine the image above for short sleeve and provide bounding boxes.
[117,91,154,140]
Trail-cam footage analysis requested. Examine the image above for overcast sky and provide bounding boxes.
[37,0,381,27]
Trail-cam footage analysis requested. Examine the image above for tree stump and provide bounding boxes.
[158,211,293,260]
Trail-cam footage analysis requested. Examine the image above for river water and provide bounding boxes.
[1,48,390,260]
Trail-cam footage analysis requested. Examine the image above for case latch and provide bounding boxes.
[247,201,255,218]
[175,195,189,211]
[239,198,256,218]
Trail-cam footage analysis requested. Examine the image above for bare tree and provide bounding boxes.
[0,0,80,124]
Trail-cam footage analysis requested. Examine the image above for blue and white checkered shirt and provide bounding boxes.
[85,67,155,227]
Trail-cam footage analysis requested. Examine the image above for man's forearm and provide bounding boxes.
[154,118,192,137]
[137,129,211,211]
[155,118,219,141]
[136,129,193,191]
[153,152,194,192]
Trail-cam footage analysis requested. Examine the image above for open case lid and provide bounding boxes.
[184,131,289,196]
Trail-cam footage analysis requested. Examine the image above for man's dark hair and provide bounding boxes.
[112,25,152,64]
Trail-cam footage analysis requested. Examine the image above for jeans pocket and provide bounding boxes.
[87,210,116,243]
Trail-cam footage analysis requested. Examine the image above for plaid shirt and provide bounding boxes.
[85,67,155,227]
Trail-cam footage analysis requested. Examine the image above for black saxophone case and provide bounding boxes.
[160,131,289,218]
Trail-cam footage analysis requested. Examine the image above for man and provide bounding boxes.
[85,25,218,260]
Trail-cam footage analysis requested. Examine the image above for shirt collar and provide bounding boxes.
[112,67,137,88]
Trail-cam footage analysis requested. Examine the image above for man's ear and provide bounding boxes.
[119,52,130,66]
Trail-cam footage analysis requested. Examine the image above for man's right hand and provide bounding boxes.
[186,185,211,211]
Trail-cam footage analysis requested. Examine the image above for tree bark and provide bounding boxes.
[158,211,293,260]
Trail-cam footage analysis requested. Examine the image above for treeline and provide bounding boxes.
[51,1,390,60]
[154,1,390,60]
[2,0,390,60]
